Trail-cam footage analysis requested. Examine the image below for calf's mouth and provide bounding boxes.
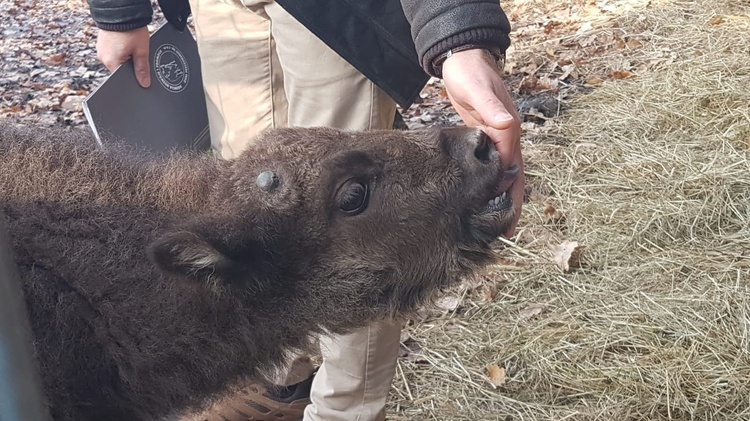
[479,163,519,214]
[466,164,519,242]
[482,191,513,214]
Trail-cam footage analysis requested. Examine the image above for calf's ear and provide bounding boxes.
[148,218,271,291]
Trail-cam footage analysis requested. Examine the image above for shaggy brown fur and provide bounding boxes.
[0,121,515,421]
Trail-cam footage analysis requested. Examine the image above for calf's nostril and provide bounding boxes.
[473,130,494,164]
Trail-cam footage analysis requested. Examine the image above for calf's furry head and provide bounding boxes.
[148,126,516,332]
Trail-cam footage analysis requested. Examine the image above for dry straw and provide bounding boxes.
[390,0,750,419]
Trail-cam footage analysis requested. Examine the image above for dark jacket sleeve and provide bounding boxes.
[86,0,153,31]
[400,0,512,77]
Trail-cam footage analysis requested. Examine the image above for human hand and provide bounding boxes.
[441,48,524,237]
[96,27,151,88]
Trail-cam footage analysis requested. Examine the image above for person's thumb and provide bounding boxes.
[476,95,515,130]
[133,49,151,88]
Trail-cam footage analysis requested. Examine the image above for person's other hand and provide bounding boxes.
[441,48,524,237]
[97,27,151,88]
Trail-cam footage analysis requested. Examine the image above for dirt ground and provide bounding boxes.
[2,0,750,420]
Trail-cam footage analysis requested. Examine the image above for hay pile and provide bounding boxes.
[390,0,750,419]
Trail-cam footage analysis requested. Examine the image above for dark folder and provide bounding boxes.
[83,21,211,154]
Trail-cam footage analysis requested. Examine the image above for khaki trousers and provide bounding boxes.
[188,0,402,419]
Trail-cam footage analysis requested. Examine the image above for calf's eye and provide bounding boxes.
[338,181,369,215]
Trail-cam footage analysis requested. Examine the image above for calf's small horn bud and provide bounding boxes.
[256,171,279,191]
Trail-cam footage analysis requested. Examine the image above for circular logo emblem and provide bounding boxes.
[154,44,189,93]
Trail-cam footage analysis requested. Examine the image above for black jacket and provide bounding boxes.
[85,0,511,108]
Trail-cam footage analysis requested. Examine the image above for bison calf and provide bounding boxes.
[0,122,516,421]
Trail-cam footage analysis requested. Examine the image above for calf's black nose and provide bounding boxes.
[473,130,494,164]
[439,127,499,170]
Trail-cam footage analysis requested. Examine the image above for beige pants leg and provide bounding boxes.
[189,0,402,419]
[191,0,396,159]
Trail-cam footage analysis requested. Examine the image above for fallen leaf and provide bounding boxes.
[435,295,460,312]
[596,32,613,45]
[480,283,498,302]
[577,21,594,34]
[584,5,602,16]
[611,70,634,79]
[559,64,577,80]
[44,52,66,65]
[399,334,427,363]
[519,303,545,321]
[540,76,558,90]
[519,74,554,94]
[585,76,603,86]
[525,107,547,121]
[551,240,586,272]
[544,20,563,34]
[487,364,506,387]
[543,204,566,224]
[519,74,539,92]
[520,121,538,133]
[578,33,598,47]
[626,38,643,49]
[61,95,85,111]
